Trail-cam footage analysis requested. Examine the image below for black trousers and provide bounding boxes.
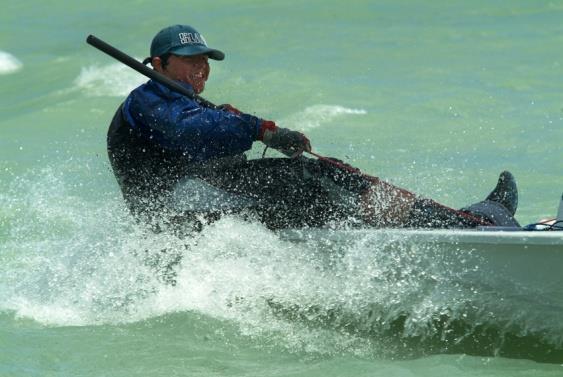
[189,157,369,229]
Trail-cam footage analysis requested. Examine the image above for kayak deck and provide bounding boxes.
[280,227,563,247]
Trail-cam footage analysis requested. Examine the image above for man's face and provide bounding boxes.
[156,54,210,94]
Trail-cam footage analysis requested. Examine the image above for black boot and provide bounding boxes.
[462,171,520,227]
[485,171,518,216]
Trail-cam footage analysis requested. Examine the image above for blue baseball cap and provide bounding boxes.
[149,24,225,61]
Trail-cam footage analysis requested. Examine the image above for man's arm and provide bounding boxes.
[125,86,311,161]
[125,92,260,161]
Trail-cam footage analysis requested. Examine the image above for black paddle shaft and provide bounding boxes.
[86,34,218,109]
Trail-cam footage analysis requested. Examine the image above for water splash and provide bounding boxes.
[74,61,146,97]
[0,51,22,75]
[1,163,562,362]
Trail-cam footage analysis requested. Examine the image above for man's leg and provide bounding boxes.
[403,171,519,228]
[200,156,520,229]
[305,158,476,228]
[358,171,519,229]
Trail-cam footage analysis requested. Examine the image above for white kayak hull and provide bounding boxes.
[279,228,563,309]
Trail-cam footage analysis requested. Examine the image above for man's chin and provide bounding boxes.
[194,84,205,94]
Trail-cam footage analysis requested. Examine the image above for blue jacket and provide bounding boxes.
[123,79,262,163]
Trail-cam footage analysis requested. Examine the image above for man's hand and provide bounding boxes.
[259,121,311,157]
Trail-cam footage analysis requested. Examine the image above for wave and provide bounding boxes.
[1,162,562,363]
[74,61,146,97]
[280,104,367,131]
[0,51,22,75]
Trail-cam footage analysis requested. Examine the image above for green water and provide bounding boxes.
[1,0,563,376]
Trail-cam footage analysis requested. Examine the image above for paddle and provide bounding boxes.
[86,34,489,226]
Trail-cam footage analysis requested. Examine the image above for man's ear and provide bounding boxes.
[152,56,164,72]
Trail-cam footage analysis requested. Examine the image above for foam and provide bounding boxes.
[0,51,22,75]
[280,104,367,131]
[74,61,147,97]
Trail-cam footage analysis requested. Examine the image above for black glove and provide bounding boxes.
[259,120,311,157]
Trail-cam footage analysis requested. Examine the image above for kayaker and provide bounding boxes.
[107,24,519,230]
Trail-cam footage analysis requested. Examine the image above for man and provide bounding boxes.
[108,24,519,230]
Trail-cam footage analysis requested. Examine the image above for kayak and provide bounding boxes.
[279,227,563,308]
